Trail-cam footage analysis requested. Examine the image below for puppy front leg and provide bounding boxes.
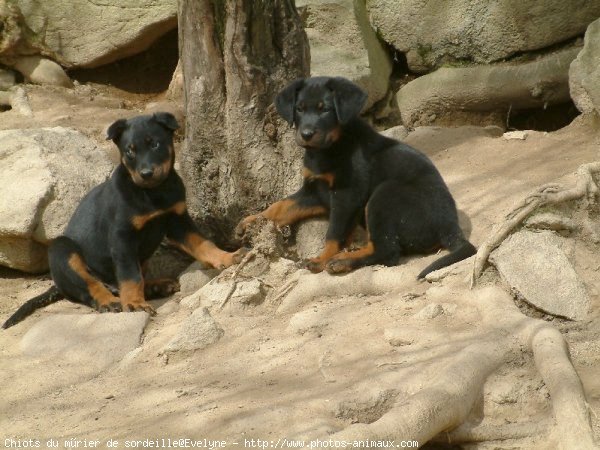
[305,190,362,273]
[111,233,155,314]
[167,213,247,269]
[235,183,327,237]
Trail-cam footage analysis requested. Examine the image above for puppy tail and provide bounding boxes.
[2,286,64,330]
[417,238,476,280]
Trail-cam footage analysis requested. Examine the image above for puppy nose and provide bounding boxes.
[140,168,154,179]
[300,129,315,141]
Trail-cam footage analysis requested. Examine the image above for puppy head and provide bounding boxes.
[107,112,179,188]
[275,76,367,150]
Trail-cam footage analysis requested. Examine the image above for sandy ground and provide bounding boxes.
[1,84,599,449]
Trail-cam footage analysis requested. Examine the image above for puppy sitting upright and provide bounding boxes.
[3,113,245,329]
[237,77,476,278]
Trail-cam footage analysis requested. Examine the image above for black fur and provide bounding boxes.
[3,113,244,329]
[239,76,476,278]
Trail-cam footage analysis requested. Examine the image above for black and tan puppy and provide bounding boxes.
[3,113,246,329]
[237,76,475,278]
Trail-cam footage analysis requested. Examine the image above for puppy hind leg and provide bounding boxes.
[325,239,401,274]
[326,192,401,273]
[49,237,121,312]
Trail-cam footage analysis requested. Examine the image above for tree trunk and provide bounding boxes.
[178,0,309,245]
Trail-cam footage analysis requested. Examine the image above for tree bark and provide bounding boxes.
[178,0,309,245]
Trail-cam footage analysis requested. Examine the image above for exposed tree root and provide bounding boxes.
[272,266,418,314]
[471,162,600,286]
[529,324,596,448]
[265,253,594,445]
[432,419,549,444]
[304,285,597,448]
[326,326,512,446]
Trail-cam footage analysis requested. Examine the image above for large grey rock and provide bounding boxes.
[164,307,224,353]
[165,60,183,103]
[367,0,600,73]
[397,47,580,127]
[11,55,72,87]
[14,0,177,68]
[21,312,149,370]
[570,18,600,115]
[490,230,590,320]
[298,0,392,109]
[0,128,113,272]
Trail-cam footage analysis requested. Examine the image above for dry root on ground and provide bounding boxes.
[277,270,596,448]
[471,161,600,286]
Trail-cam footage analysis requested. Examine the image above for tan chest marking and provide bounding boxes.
[303,167,335,188]
[131,201,186,230]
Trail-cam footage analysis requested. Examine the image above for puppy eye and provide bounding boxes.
[296,105,304,113]
[151,141,160,151]
[124,144,136,159]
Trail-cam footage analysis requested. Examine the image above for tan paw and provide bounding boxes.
[234,215,259,239]
[122,301,157,316]
[303,258,326,273]
[325,258,353,274]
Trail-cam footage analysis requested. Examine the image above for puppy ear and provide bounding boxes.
[327,77,368,125]
[152,112,180,131]
[106,119,128,142]
[275,78,305,125]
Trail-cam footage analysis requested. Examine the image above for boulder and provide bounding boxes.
[397,47,580,127]
[570,18,600,115]
[21,312,149,370]
[297,0,392,109]
[490,230,590,321]
[0,128,113,273]
[165,60,184,103]
[367,0,600,73]
[11,55,72,87]
[14,0,177,68]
